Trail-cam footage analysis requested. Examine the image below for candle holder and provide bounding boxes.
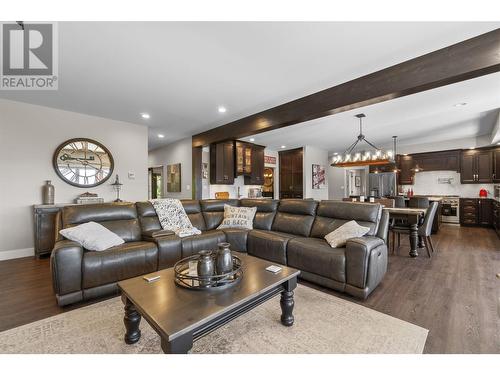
[111,175,123,202]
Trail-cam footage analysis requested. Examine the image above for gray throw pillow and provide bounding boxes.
[59,221,124,251]
[217,204,257,230]
[324,220,370,248]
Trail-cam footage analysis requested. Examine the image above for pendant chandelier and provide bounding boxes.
[331,114,395,168]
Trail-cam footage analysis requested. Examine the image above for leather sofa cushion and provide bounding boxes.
[154,235,183,269]
[221,228,248,252]
[247,229,297,265]
[181,200,207,230]
[310,201,382,238]
[180,230,226,257]
[200,199,239,230]
[136,202,162,233]
[287,237,346,283]
[271,199,318,237]
[63,203,142,242]
[240,199,279,230]
[82,241,158,289]
[277,199,318,215]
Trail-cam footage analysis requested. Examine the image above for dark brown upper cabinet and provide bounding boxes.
[210,141,235,185]
[244,145,265,185]
[460,149,493,184]
[414,150,460,172]
[396,155,415,185]
[235,141,253,176]
[492,148,500,183]
[279,148,303,199]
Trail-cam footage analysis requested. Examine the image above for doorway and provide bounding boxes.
[148,166,164,199]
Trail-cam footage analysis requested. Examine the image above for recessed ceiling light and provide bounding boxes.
[218,106,227,113]
[453,103,467,107]
[333,152,338,155]
[280,145,286,149]
[249,138,255,142]
[469,147,475,150]
[141,113,150,119]
[403,153,408,156]
[158,134,165,138]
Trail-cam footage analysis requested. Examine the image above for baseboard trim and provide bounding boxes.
[0,248,35,261]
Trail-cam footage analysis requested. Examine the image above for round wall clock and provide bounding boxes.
[53,138,114,188]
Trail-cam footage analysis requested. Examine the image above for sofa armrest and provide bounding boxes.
[142,229,175,241]
[50,240,83,297]
[345,236,385,289]
[376,210,390,244]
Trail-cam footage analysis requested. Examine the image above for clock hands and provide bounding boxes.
[59,153,95,162]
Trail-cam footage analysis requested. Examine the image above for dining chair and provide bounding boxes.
[409,196,430,208]
[391,201,439,258]
[393,196,406,208]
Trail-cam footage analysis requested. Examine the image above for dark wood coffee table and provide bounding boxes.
[117,253,300,354]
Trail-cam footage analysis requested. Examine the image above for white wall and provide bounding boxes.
[303,145,329,200]
[0,99,148,258]
[148,137,193,200]
[328,159,346,200]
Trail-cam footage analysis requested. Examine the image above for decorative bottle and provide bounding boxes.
[197,250,215,287]
[42,180,55,205]
[216,242,233,275]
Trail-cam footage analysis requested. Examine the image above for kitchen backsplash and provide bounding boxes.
[400,171,495,198]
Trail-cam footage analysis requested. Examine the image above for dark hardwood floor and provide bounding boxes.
[0,224,498,353]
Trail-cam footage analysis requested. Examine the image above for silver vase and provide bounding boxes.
[42,180,55,205]
[216,242,233,275]
[197,250,215,287]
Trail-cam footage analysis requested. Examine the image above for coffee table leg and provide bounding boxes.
[123,295,141,344]
[161,332,193,354]
[280,277,297,327]
[409,223,419,258]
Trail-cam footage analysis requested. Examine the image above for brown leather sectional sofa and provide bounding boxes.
[51,199,389,306]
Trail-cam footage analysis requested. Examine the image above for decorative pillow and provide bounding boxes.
[59,221,124,251]
[217,204,257,230]
[324,220,370,248]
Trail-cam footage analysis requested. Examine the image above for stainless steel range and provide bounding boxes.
[441,196,460,224]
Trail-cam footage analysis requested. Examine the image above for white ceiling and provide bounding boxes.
[240,72,500,153]
[0,22,498,150]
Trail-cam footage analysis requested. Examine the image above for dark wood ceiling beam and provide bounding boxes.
[192,28,500,147]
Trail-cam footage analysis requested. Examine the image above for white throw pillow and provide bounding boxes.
[59,221,124,251]
[324,220,370,248]
[217,204,257,230]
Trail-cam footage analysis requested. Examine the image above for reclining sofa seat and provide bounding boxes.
[246,199,318,265]
[287,200,389,299]
[51,203,158,306]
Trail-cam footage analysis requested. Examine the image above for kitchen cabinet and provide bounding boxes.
[493,148,500,183]
[210,141,235,184]
[397,155,415,185]
[478,199,493,226]
[244,145,265,185]
[460,149,493,184]
[460,198,493,227]
[235,141,253,176]
[414,150,460,172]
[279,148,303,199]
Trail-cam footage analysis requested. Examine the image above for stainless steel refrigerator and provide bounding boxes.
[368,172,396,198]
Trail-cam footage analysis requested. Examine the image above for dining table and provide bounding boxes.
[382,207,427,258]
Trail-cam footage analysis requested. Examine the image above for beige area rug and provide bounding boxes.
[0,285,428,354]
